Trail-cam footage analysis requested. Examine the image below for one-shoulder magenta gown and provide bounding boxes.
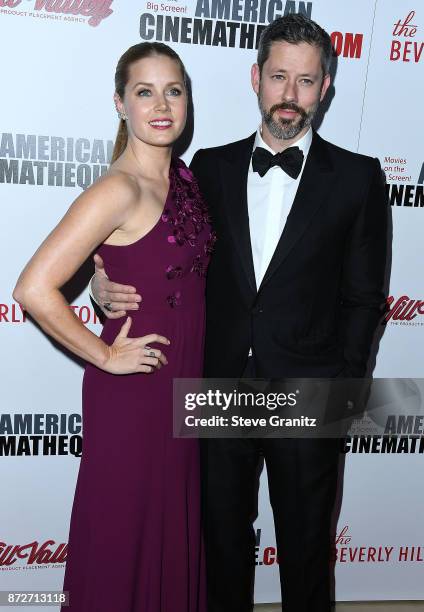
[61,158,214,612]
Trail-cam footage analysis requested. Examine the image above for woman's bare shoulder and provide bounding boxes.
[87,168,142,208]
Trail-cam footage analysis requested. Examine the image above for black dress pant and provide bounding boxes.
[200,358,340,612]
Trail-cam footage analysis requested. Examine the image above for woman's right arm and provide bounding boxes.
[13,174,169,374]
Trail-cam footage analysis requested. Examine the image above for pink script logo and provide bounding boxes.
[0,0,114,27]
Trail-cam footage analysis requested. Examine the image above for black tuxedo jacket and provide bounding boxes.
[190,131,388,379]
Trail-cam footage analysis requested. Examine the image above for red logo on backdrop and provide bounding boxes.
[0,540,67,568]
[0,302,100,325]
[330,31,363,59]
[254,529,279,567]
[256,525,424,567]
[0,0,114,27]
[255,544,279,566]
[333,525,424,563]
[385,296,424,324]
[0,302,26,323]
[390,11,424,62]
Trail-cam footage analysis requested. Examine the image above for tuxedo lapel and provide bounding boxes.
[258,132,335,292]
[220,133,257,294]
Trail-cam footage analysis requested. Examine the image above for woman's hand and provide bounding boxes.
[103,317,170,375]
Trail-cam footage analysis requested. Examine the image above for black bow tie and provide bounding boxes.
[252,146,304,179]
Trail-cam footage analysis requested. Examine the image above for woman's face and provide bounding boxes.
[115,54,187,148]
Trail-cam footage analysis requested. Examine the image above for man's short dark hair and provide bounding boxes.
[257,14,333,76]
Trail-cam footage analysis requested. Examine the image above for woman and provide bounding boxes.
[13,42,214,611]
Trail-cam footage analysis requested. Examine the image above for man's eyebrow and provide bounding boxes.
[268,68,316,77]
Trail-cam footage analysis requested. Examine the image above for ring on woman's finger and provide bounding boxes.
[145,346,156,358]
[103,302,113,312]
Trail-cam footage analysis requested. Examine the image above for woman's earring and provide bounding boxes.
[117,109,127,120]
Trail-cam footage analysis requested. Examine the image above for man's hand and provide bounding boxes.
[92,254,142,319]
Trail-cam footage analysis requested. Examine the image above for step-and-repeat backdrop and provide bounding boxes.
[1,0,423,606]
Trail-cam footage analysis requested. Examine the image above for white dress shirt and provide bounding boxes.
[248,126,313,289]
[247,127,313,357]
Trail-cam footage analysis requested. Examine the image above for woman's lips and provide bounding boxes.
[149,119,173,130]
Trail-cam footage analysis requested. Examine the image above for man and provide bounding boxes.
[91,14,388,612]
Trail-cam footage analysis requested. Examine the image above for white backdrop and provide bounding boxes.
[1,0,423,607]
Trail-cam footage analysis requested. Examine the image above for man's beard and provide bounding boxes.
[259,95,319,140]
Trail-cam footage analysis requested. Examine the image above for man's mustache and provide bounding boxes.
[269,102,307,119]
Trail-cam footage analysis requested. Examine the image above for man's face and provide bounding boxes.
[251,41,330,142]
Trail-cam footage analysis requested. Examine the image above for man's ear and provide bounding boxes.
[251,63,260,95]
[320,73,331,102]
